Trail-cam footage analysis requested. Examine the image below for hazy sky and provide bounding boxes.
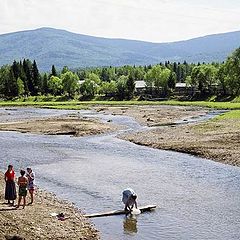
[1,0,240,42]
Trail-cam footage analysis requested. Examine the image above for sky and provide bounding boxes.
[0,0,240,43]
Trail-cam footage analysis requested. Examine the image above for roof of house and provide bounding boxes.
[135,80,146,89]
[175,82,187,88]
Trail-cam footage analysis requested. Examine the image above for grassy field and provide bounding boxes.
[213,110,240,120]
[0,99,240,110]
[158,100,240,109]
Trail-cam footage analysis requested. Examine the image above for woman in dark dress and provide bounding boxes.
[4,165,17,205]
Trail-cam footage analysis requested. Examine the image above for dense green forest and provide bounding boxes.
[0,47,239,101]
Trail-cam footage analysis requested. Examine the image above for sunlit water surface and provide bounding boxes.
[0,107,239,240]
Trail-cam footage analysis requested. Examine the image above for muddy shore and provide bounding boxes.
[94,105,209,126]
[95,105,240,167]
[0,110,116,239]
[0,174,99,240]
[0,112,112,239]
[0,105,239,167]
[0,115,116,137]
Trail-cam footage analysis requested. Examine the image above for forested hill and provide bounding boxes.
[0,27,240,71]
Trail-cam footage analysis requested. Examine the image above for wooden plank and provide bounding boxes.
[84,205,157,218]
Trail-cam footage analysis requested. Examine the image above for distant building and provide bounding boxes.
[175,82,187,88]
[78,80,85,85]
[135,80,146,93]
[135,81,189,94]
[174,82,192,96]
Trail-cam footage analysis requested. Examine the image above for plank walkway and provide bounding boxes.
[84,205,157,218]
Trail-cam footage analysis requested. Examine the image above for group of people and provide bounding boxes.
[4,165,35,209]
[5,164,137,212]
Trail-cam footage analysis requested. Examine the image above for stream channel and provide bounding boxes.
[0,107,239,240]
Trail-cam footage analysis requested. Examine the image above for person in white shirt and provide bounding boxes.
[122,188,138,212]
[26,167,35,204]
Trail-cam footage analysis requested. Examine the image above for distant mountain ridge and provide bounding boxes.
[0,27,239,71]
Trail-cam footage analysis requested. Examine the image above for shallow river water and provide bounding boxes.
[0,107,239,240]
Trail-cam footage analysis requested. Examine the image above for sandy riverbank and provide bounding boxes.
[0,174,99,240]
[95,105,240,167]
[1,105,239,167]
[0,115,116,137]
[94,105,208,126]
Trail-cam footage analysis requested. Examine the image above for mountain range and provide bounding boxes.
[0,27,239,72]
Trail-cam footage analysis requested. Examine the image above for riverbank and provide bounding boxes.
[0,99,240,110]
[108,106,239,167]
[0,104,239,240]
[122,118,240,167]
[0,174,99,240]
[94,105,209,126]
[1,105,239,167]
[0,115,116,137]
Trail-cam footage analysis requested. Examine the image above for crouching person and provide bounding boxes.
[122,188,138,212]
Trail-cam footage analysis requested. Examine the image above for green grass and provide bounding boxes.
[213,110,240,120]
[0,99,240,110]
[157,100,240,109]
[232,96,240,103]
[42,105,89,110]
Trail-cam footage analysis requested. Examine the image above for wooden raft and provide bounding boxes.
[84,205,157,218]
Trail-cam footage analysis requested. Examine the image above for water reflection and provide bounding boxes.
[123,215,138,235]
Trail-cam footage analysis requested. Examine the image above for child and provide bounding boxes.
[26,167,35,205]
[16,170,28,209]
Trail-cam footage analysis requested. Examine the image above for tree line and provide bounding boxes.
[0,47,239,100]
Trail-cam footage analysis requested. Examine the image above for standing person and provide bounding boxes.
[16,170,28,209]
[26,167,35,205]
[4,165,17,205]
[122,188,138,212]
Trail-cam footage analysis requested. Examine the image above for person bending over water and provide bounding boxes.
[4,165,16,205]
[16,170,28,209]
[122,188,138,212]
[26,167,35,204]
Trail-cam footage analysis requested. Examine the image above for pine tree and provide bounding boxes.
[19,60,28,95]
[42,73,49,95]
[9,69,18,97]
[32,60,41,95]
[23,59,34,95]
[126,73,135,100]
[177,65,182,82]
[173,62,177,74]
[168,72,177,89]
[51,65,57,76]
[101,68,110,82]
[11,60,20,80]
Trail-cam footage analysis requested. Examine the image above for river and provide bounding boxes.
[0,107,239,240]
